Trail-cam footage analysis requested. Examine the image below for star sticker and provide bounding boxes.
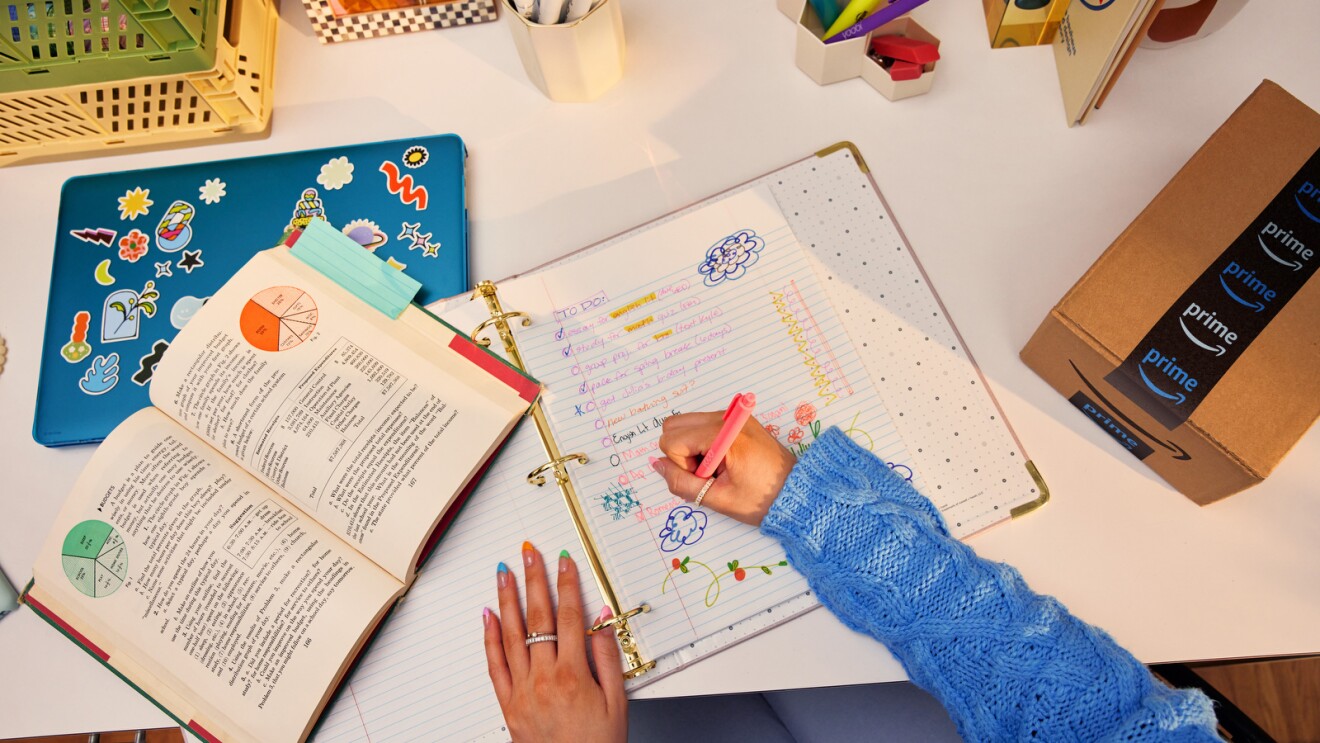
[179,250,204,274]
[154,261,173,277]
[398,222,421,241]
[422,242,439,257]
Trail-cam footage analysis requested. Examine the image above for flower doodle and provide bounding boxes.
[697,229,765,286]
[657,505,708,552]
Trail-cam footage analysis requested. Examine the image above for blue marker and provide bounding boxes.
[808,0,842,28]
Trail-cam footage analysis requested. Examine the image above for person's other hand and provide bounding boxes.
[651,412,797,526]
[483,543,627,743]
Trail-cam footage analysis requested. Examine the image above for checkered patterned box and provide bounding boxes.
[302,0,497,44]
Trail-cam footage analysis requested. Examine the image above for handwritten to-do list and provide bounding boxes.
[476,186,915,660]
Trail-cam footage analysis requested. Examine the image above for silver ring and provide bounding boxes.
[525,632,558,646]
[694,477,716,508]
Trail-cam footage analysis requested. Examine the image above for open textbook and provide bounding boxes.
[318,148,1046,742]
[23,233,536,743]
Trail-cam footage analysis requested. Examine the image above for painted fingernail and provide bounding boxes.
[483,607,493,626]
[559,549,571,572]
[522,541,535,567]
[597,605,613,623]
[649,457,665,474]
[497,562,509,588]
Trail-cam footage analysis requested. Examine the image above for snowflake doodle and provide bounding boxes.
[198,178,227,204]
[601,484,640,521]
[317,156,355,190]
[697,229,765,287]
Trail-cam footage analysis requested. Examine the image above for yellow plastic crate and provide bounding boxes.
[0,0,274,166]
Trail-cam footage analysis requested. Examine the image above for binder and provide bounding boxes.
[317,142,1050,741]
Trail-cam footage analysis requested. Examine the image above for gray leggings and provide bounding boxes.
[629,682,961,742]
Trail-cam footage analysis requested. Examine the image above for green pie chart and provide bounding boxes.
[61,520,128,598]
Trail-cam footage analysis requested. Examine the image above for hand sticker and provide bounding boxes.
[79,353,120,395]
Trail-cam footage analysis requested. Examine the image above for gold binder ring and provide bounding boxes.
[527,453,589,486]
[588,603,650,634]
[471,312,531,347]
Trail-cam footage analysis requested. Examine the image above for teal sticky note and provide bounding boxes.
[291,219,422,318]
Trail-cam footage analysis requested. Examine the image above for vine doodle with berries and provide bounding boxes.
[661,555,790,608]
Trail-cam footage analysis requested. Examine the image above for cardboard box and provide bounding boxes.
[1021,81,1320,504]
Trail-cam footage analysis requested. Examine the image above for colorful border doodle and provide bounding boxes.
[131,340,170,386]
[697,229,765,286]
[379,161,429,210]
[661,555,790,608]
[79,353,120,395]
[60,311,92,363]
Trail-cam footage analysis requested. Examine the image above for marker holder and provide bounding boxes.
[502,0,625,103]
[859,17,941,101]
[794,1,871,86]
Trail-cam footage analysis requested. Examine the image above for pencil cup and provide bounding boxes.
[859,17,940,101]
[503,0,626,102]
[795,1,870,86]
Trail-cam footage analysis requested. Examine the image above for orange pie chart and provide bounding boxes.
[240,286,318,352]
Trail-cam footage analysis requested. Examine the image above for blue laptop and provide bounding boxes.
[35,135,470,446]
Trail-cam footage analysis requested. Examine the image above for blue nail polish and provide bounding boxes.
[497,562,509,574]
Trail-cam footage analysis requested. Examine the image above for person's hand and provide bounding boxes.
[651,412,797,526]
[483,543,627,743]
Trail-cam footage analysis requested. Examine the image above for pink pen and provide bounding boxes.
[695,393,757,479]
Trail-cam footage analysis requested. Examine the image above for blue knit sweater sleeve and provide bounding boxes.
[760,428,1220,742]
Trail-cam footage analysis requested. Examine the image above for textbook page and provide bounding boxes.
[151,248,527,581]
[30,408,401,743]
[316,420,606,743]
[444,186,915,662]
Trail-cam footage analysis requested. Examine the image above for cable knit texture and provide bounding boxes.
[761,428,1220,742]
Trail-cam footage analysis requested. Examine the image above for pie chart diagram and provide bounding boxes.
[62,520,128,598]
[239,286,319,352]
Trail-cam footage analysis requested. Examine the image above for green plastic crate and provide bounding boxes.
[0,0,220,93]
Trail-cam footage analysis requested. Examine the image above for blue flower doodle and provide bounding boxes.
[79,353,120,396]
[697,229,765,286]
[658,505,708,552]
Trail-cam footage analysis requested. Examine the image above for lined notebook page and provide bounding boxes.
[315,422,604,743]
[476,186,914,661]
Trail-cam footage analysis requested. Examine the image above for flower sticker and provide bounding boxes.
[317,156,355,190]
[658,505,708,552]
[697,229,765,286]
[118,229,149,262]
[199,178,227,204]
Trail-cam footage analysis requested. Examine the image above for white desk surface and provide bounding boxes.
[3,0,1319,738]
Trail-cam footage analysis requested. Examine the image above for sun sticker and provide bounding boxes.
[117,187,153,221]
[402,146,429,169]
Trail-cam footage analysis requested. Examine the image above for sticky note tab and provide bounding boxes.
[291,220,421,318]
